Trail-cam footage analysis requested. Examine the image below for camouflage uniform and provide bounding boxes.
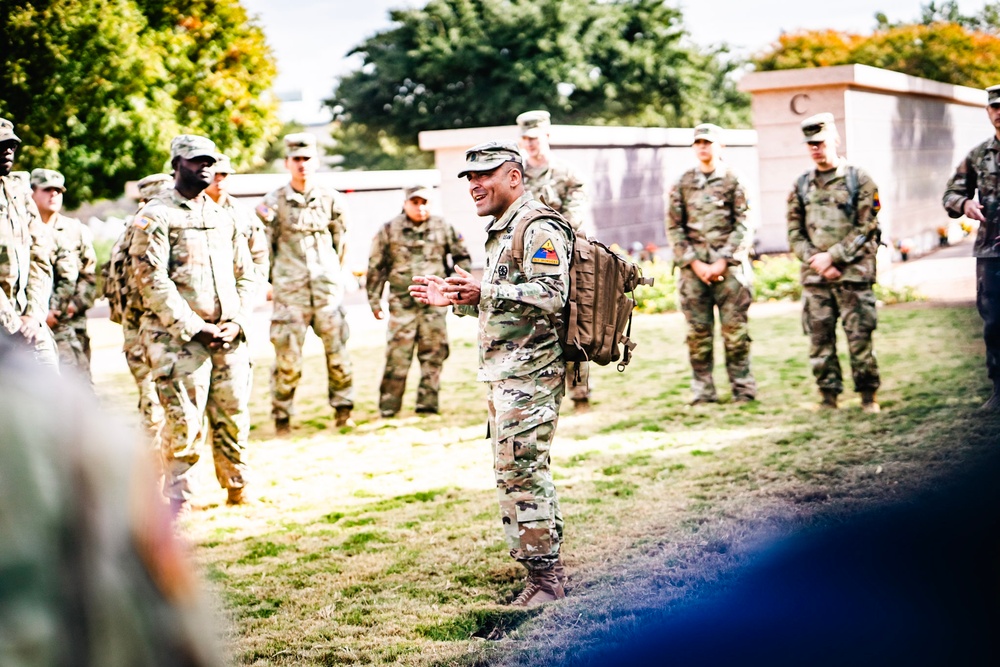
[0,166,58,368]
[131,180,258,502]
[943,126,1000,393]
[257,182,353,421]
[788,163,881,398]
[217,190,269,284]
[106,174,172,454]
[44,211,97,379]
[366,209,471,416]
[522,144,592,404]
[0,336,224,666]
[667,161,756,402]
[455,190,573,572]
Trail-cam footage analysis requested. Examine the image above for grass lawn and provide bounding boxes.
[93,302,996,666]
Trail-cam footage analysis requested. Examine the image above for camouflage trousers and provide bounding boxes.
[977,258,1000,383]
[678,266,756,400]
[565,361,590,401]
[145,329,252,501]
[801,283,880,395]
[270,303,353,420]
[123,324,164,453]
[379,303,449,415]
[52,319,91,383]
[488,360,565,572]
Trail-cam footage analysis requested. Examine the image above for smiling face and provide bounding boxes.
[466,162,522,218]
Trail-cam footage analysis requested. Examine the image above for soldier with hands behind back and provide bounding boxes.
[366,185,470,417]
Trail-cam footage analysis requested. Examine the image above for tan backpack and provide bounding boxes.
[511,208,652,371]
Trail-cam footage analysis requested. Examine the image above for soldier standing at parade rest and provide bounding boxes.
[517,109,594,412]
[205,154,270,288]
[787,113,882,413]
[0,117,58,368]
[366,185,471,417]
[30,168,97,381]
[410,142,573,607]
[666,123,756,404]
[108,173,172,456]
[943,84,1000,410]
[130,134,259,515]
[256,133,355,433]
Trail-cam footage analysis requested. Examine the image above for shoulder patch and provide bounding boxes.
[872,190,881,215]
[256,202,272,219]
[133,215,153,230]
[531,239,560,265]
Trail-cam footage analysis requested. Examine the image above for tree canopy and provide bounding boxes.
[0,0,279,207]
[328,0,749,170]
[753,1,1000,91]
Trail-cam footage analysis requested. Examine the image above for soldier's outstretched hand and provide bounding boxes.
[442,266,481,306]
[409,275,451,307]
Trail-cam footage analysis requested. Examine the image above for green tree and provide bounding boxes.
[755,2,1000,90]
[0,0,278,207]
[328,0,749,170]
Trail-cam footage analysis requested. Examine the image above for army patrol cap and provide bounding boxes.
[284,132,317,158]
[30,168,66,192]
[987,84,1000,107]
[457,141,523,178]
[214,154,234,174]
[516,110,551,138]
[0,118,20,144]
[404,184,434,201]
[801,113,838,143]
[170,134,218,161]
[692,123,723,144]
[136,173,172,200]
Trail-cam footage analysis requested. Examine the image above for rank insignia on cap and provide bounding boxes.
[133,215,153,230]
[531,239,560,265]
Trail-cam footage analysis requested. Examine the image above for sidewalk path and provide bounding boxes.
[879,239,976,304]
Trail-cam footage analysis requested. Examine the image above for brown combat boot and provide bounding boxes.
[511,568,566,607]
[334,407,355,428]
[861,390,881,414]
[275,417,290,436]
[572,398,590,414]
[226,487,246,505]
[552,557,568,589]
[819,390,839,410]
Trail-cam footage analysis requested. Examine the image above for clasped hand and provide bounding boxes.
[193,321,241,350]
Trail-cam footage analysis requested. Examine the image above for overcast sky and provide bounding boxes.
[241,0,988,122]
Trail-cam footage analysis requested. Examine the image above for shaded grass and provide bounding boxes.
[92,303,995,666]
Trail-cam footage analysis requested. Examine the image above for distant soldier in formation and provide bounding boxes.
[205,153,270,287]
[366,185,471,417]
[517,109,594,412]
[0,335,224,666]
[131,134,258,514]
[666,123,756,404]
[411,142,573,607]
[105,173,173,453]
[30,168,97,381]
[943,83,1000,411]
[787,113,881,413]
[0,117,58,369]
[257,133,354,433]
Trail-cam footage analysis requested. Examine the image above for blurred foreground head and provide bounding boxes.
[0,339,223,666]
